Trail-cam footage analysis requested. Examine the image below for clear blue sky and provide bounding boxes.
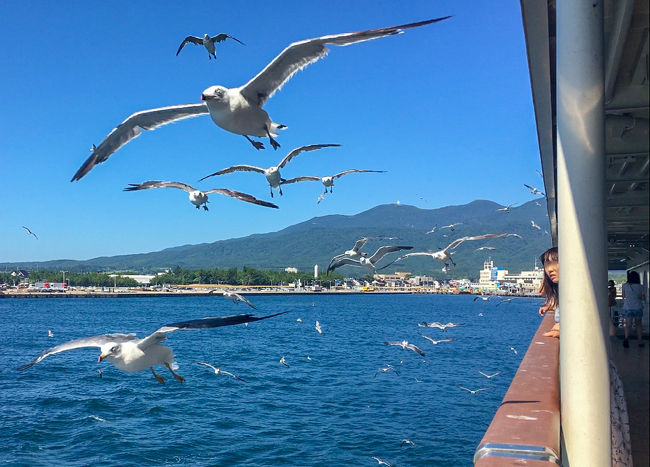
[0,1,542,263]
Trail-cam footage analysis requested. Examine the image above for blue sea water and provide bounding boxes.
[0,294,542,466]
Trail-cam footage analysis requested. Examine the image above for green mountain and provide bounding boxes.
[1,200,552,280]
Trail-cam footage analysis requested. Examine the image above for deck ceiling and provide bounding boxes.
[520,0,649,270]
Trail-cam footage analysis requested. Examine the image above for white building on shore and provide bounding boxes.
[475,259,544,294]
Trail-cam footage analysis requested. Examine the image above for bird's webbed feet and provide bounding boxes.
[265,126,280,150]
[151,367,165,384]
[244,135,265,150]
[279,186,283,196]
[165,362,185,383]
[203,205,209,211]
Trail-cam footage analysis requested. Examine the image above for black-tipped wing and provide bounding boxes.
[225,292,257,309]
[204,188,279,209]
[200,164,265,181]
[17,334,137,370]
[327,256,361,273]
[22,226,38,239]
[332,169,385,179]
[352,237,370,252]
[277,144,340,168]
[176,36,203,55]
[406,343,425,356]
[138,312,286,350]
[211,33,245,46]
[281,175,321,185]
[368,245,413,264]
[123,181,195,193]
[240,17,451,107]
[72,103,209,181]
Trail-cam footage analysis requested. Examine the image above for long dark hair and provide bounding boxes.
[627,271,640,284]
[539,247,558,310]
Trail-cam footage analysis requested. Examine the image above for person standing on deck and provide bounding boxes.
[538,247,560,338]
[621,271,645,348]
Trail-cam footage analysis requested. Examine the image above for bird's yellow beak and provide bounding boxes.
[98,353,106,362]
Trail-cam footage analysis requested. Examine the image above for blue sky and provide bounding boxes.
[0,1,542,263]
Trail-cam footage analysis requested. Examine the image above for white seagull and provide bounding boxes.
[22,226,38,240]
[384,340,425,356]
[478,370,500,379]
[509,346,518,355]
[456,384,489,394]
[315,320,322,334]
[176,33,245,60]
[496,203,516,213]
[375,364,400,377]
[326,236,376,270]
[47,330,54,338]
[221,291,256,309]
[475,246,496,252]
[417,322,465,331]
[18,312,284,384]
[530,220,541,230]
[440,222,463,231]
[496,298,513,306]
[281,169,385,203]
[401,439,416,447]
[280,356,289,367]
[123,181,278,210]
[524,184,546,196]
[71,17,450,181]
[473,295,492,302]
[419,333,455,345]
[371,457,393,467]
[197,361,245,381]
[380,233,515,269]
[199,144,340,197]
[327,245,413,274]
[425,226,438,234]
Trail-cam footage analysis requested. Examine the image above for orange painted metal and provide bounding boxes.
[474,312,560,465]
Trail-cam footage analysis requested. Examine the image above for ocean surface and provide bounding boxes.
[0,294,542,466]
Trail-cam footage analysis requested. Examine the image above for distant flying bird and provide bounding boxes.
[524,184,545,196]
[535,201,542,207]
[478,370,500,379]
[371,456,393,467]
[401,439,416,447]
[281,169,385,203]
[536,169,543,178]
[496,298,513,306]
[326,236,374,270]
[176,33,245,60]
[440,223,462,231]
[123,181,278,211]
[200,144,340,197]
[425,226,438,234]
[71,17,451,181]
[380,233,515,269]
[496,204,516,213]
[18,312,285,383]
[221,291,256,309]
[509,346,518,355]
[475,246,496,252]
[280,356,289,367]
[315,320,322,334]
[418,333,455,345]
[375,364,400,377]
[47,330,54,338]
[384,340,425,356]
[327,245,413,274]
[530,220,541,230]
[473,296,492,302]
[22,226,38,240]
[417,322,465,331]
[456,384,489,395]
[197,361,245,381]
[296,318,302,323]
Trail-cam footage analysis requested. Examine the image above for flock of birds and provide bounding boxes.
[64,17,451,216]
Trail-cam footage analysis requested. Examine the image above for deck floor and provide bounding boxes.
[611,331,649,467]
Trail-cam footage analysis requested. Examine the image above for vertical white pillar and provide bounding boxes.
[556,1,610,465]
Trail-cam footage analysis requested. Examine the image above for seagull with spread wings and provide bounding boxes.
[384,340,425,356]
[200,144,340,197]
[197,361,245,381]
[417,322,465,331]
[524,184,546,196]
[281,169,385,203]
[18,312,285,384]
[176,33,245,60]
[456,384,489,395]
[496,203,516,213]
[379,233,517,269]
[221,291,256,309]
[22,226,38,240]
[71,17,450,181]
[326,236,383,270]
[123,181,278,210]
[418,333,455,345]
[327,245,413,274]
[478,370,500,379]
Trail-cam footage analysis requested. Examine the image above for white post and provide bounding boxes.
[556,1,610,465]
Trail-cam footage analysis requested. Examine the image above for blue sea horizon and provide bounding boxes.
[0,294,541,466]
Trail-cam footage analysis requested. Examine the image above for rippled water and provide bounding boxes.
[0,294,541,466]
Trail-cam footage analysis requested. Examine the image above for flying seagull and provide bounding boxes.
[371,457,393,467]
[496,203,516,213]
[22,226,38,240]
[478,370,500,379]
[176,33,245,60]
[196,361,245,381]
[47,330,54,338]
[199,144,339,197]
[18,312,285,383]
[425,226,438,234]
[524,184,545,196]
[456,384,489,395]
[221,291,256,309]
[401,439,416,447]
[375,364,400,377]
[280,356,289,367]
[440,223,462,231]
[281,169,385,203]
[380,233,516,269]
[326,236,376,270]
[509,346,518,355]
[123,181,278,210]
[496,298,513,306]
[530,220,541,230]
[475,246,496,252]
[315,320,323,334]
[418,333,455,345]
[384,340,425,356]
[417,322,465,331]
[473,295,492,301]
[70,16,450,181]
[327,245,413,274]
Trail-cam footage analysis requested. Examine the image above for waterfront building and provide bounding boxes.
[477,259,509,290]
[284,267,298,273]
